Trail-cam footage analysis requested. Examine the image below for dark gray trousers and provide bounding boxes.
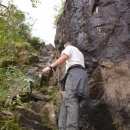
[58,74,79,130]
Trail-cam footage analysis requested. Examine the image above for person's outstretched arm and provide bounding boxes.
[42,54,68,74]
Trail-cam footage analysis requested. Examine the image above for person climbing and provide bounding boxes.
[42,42,88,130]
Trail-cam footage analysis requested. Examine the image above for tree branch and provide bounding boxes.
[0,3,9,12]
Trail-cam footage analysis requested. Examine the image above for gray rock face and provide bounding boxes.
[55,0,130,129]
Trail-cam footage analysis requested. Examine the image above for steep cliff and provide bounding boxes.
[55,0,130,129]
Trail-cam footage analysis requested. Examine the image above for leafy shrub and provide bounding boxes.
[28,36,42,50]
[0,116,22,130]
[0,66,34,109]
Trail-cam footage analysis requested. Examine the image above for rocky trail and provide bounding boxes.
[5,44,61,130]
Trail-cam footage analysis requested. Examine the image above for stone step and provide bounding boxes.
[16,106,42,123]
[16,114,52,130]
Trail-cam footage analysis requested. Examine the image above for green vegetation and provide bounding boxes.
[0,1,41,125]
[30,0,41,7]
[49,86,59,105]
[40,84,59,105]
[54,0,66,27]
[0,2,42,48]
[0,42,35,67]
[28,36,42,50]
[0,116,22,130]
[112,116,121,130]
[112,115,129,130]
[0,1,59,130]
[0,4,29,43]
[0,2,42,67]
[0,0,41,97]
[0,66,34,110]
